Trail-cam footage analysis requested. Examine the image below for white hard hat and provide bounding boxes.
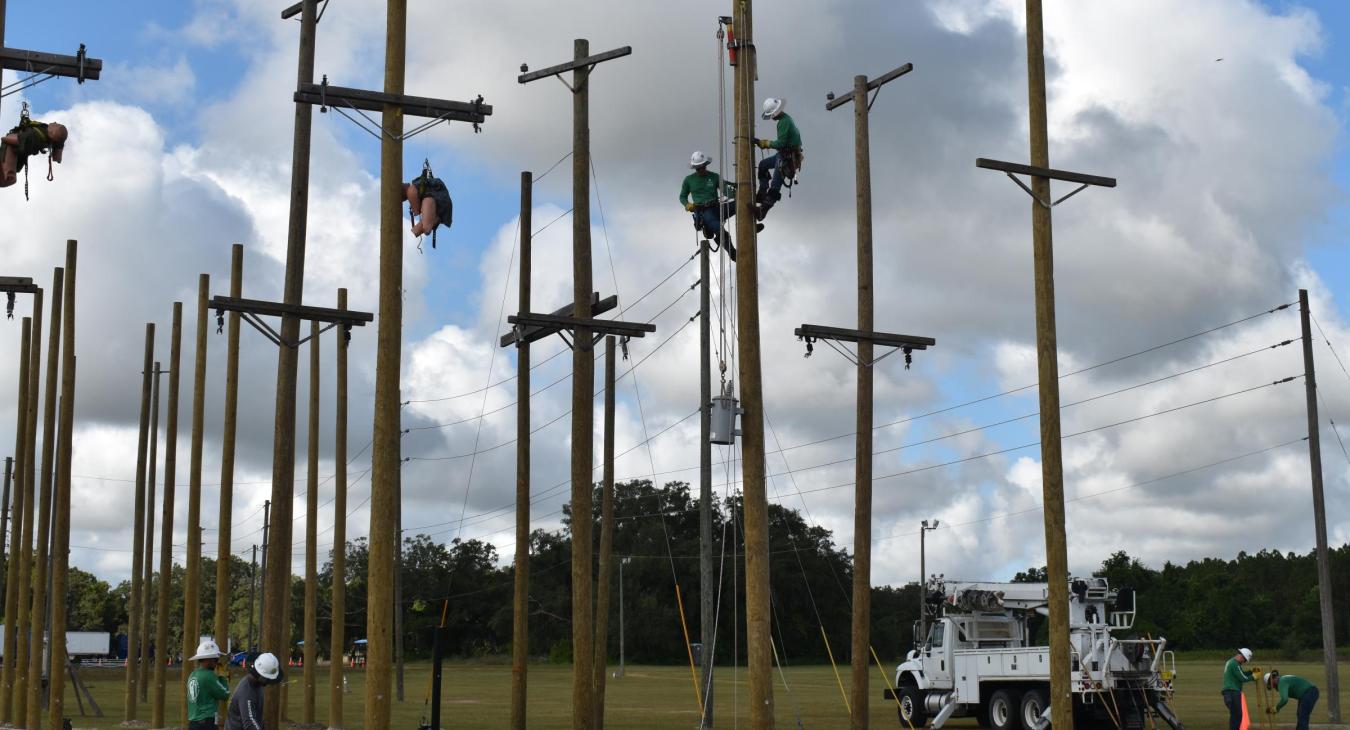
[690,150,712,168]
[761,97,785,119]
[190,640,223,661]
[1239,648,1253,661]
[252,652,281,681]
[1264,672,1274,686]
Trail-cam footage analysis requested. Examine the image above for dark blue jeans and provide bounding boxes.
[1223,690,1242,730]
[758,153,784,201]
[692,202,736,238]
[1295,686,1319,730]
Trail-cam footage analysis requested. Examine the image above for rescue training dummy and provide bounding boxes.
[680,150,762,262]
[753,97,802,220]
[405,162,453,247]
[1,112,67,193]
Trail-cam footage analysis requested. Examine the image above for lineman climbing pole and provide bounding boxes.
[46,241,77,730]
[151,303,183,730]
[125,321,153,724]
[810,63,933,730]
[215,245,244,683]
[182,273,211,730]
[976,3,1116,728]
[516,39,647,730]
[729,0,774,726]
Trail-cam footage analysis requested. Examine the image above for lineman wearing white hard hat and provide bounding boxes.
[225,651,282,730]
[679,150,760,262]
[1221,648,1259,730]
[187,640,231,730]
[753,97,803,220]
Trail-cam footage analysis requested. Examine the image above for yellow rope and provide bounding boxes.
[674,584,704,713]
[871,645,915,730]
[820,625,851,715]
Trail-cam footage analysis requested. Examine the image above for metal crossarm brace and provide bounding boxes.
[518,46,632,86]
[210,296,371,349]
[0,46,102,82]
[295,81,491,123]
[795,324,935,368]
[825,62,912,111]
[499,293,616,347]
[976,157,1116,209]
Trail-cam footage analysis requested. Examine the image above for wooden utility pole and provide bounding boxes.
[124,320,153,723]
[517,39,635,730]
[248,545,258,652]
[699,240,713,730]
[1,455,10,598]
[259,499,270,648]
[304,320,320,724]
[1298,288,1341,722]
[593,336,617,730]
[1,315,31,725]
[329,288,349,730]
[730,0,773,724]
[140,360,165,704]
[216,245,244,661]
[510,170,533,730]
[151,302,183,729]
[47,242,76,730]
[973,4,1115,727]
[14,286,41,722]
[26,265,63,730]
[181,274,210,729]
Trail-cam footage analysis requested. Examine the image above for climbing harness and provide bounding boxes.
[410,158,453,253]
[9,102,60,201]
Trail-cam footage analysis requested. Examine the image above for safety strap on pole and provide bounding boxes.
[820,625,850,715]
[674,583,704,713]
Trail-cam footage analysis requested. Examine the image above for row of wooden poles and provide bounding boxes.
[1,241,78,730]
[107,243,353,729]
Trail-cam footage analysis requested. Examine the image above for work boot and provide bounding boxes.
[719,231,737,262]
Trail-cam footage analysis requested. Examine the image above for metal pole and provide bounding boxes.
[510,170,533,730]
[140,361,162,704]
[365,0,405,724]
[26,266,63,730]
[248,545,257,652]
[569,37,598,730]
[593,337,617,730]
[1023,4,1073,729]
[15,287,42,723]
[731,0,773,724]
[47,242,76,730]
[919,526,926,644]
[1299,288,1341,722]
[124,320,153,723]
[151,302,183,729]
[329,288,349,730]
[264,0,318,721]
[216,245,244,664]
[699,239,715,730]
[304,319,321,724]
[181,274,210,729]
[1,316,30,725]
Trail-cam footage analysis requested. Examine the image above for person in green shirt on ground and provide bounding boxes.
[680,150,760,262]
[1221,648,1259,730]
[187,639,232,730]
[1266,670,1320,730]
[754,97,802,220]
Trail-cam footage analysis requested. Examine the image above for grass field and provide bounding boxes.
[58,658,1349,729]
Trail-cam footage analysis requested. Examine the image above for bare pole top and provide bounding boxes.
[518,45,632,85]
[824,62,913,111]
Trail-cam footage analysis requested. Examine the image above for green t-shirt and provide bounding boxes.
[1221,658,1255,693]
[679,171,734,208]
[187,667,231,721]
[768,113,802,149]
[1275,675,1314,712]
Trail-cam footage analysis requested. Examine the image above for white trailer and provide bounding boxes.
[886,577,1183,730]
[0,628,111,657]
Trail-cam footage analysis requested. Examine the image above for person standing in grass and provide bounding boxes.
[1222,648,1258,730]
[187,640,231,730]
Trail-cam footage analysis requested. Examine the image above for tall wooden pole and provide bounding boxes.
[328,288,349,730]
[731,0,774,725]
[181,274,210,729]
[14,286,42,723]
[1,316,31,725]
[1,455,10,601]
[569,37,597,730]
[848,73,876,730]
[216,244,244,658]
[1298,288,1341,722]
[1023,4,1073,729]
[365,0,405,725]
[47,242,76,730]
[123,320,153,723]
[151,302,183,729]
[304,320,321,724]
[510,171,533,730]
[699,237,715,730]
[593,336,617,730]
[140,360,161,703]
[264,0,318,722]
[26,266,63,730]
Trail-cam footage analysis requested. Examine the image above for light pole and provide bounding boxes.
[617,556,630,678]
[919,519,939,644]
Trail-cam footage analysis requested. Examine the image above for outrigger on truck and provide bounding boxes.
[886,576,1184,730]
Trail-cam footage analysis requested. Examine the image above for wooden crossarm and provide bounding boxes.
[209,296,373,327]
[499,293,617,347]
[795,324,934,350]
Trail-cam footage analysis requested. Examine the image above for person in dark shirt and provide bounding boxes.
[225,652,281,730]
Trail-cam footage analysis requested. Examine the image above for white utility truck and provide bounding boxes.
[885,577,1183,730]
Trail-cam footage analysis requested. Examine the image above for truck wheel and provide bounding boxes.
[897,686,928,727]
[987,689,1019,730]
[1020,688,1049,730]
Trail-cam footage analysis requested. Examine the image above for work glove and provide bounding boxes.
[1249,666,1262,676]
[685,202,697,212]
[755,138,773,150]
